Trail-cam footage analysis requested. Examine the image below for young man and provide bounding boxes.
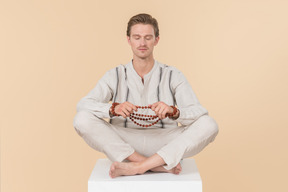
[73,13,218,178]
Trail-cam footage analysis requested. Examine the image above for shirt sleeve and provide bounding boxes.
[171,68,208,126]
[76,69,116,119]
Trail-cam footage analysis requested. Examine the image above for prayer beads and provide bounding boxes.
[110,103,177,128]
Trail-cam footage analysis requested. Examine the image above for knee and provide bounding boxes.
[189,115,219,141]
[73,110,95,136]
[202,115,219,141]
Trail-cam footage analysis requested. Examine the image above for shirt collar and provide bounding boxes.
[127,59,159,80]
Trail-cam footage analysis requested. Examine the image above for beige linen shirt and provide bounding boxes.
[76,60,208,129]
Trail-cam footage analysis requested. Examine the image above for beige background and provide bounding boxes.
[1,0,288,191]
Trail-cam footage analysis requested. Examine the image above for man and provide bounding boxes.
[73,13,218,178]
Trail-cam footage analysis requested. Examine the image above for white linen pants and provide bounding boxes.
[73,110,218,170]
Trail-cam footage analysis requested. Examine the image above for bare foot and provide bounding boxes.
[109,161,143,178]
[150,162,182,174]
[174,163,182,174]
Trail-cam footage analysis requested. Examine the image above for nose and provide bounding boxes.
[140,38,146,46]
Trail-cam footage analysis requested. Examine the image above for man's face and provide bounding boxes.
[127,24,159,60]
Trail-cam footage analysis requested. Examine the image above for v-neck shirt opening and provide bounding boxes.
[128,60,159,85]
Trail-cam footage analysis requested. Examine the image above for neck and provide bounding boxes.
[132,56,155,79]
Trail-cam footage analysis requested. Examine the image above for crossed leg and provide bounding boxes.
[109,152,182,178]
[74,111,218,178]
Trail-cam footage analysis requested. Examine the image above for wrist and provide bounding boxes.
[166,106,180,120]
[170,109,180,120]
[110,102,120,117]
[166,106,177,118]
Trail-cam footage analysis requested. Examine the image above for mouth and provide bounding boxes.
[138,47,148,51]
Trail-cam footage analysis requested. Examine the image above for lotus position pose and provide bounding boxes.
[73,13,218,178]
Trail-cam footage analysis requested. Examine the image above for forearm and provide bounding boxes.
[77,97,112,119]
[176,105,208,125]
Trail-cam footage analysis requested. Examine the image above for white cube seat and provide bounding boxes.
[88,158,202,192]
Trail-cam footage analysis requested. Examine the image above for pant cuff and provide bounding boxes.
[157,150,179,170]
[114,148,135,162]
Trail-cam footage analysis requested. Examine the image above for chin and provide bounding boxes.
[138,56,150,60]
[137,53,151,59]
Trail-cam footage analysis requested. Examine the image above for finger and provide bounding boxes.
[125,106,133,113]
[154,105,161,115]
[126,102,137,112]
[118,103,130,113]
[151,102,159,110]
[161,107,168,119]
[157,106,163,119]
[163,108,170,119]
[159,107,166,119]
[133,105,138,112]
[119,111,127,118]
[122,108,131,117]
[131,104,138,111]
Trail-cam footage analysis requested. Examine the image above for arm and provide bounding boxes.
[171,69,208,126]
[76,70,115,119]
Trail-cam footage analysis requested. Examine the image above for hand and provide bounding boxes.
[114,101,137,118]
[149,101,174,120]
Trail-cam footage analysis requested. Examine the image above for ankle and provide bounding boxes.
[136,162,147,174]
[126,152,147,162]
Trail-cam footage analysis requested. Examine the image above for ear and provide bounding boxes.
[154,36,160,46]
[127,36,131,45]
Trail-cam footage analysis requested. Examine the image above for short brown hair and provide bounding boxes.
[127,13,159,37]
